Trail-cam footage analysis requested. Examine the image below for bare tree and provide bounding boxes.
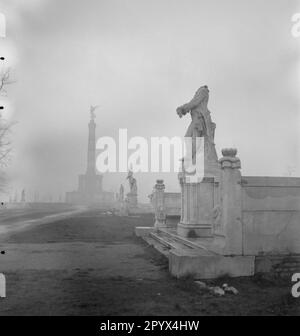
[0,68,11,93]
[0,66,14,193]
[0,117,12,167]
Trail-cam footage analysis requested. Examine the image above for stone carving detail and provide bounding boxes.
[155,179,165,191]
[219,148,241,169]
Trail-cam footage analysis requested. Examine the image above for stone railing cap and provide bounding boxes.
[221,148,237,157]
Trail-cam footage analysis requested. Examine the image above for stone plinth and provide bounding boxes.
[177,178,219,238]
[177,135,221,238]
[126,192,138,209]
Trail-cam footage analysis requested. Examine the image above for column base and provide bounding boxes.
[177,222,213,238]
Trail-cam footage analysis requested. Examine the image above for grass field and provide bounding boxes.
[0,210,299,315]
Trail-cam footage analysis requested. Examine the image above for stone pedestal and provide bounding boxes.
[177,177,220,238]
[126,192,138,210]
[177,136,221,238]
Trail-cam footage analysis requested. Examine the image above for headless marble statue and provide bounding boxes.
[177,86,219,176]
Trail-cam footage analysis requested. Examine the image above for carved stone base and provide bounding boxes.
[126,192,138,208]
[177,177,219,239]
[177,222,213,238]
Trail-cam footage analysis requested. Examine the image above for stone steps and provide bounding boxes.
[149,231,195,252]
[142,235,169,257]
[158,228,216,254]
[136,226,255,279]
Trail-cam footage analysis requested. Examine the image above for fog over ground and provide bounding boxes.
[1,0,300,202]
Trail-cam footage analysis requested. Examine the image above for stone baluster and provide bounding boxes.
[219,148,243,255]
[154,180,166,228]
[178,161,185,223]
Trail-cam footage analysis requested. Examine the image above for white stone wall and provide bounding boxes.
[242,176,300,255]
[164,192,181,216]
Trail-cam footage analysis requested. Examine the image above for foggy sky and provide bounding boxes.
[1,0,300,202]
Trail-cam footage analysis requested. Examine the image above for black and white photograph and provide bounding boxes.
[0,0,300,322]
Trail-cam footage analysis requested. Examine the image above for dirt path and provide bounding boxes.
[0,211,298,315]
[0,206,87,236]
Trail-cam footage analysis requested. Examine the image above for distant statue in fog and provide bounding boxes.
[21,189,26,203]
[90,105,99,120]
[119,184,124,201]
[127,170,137,194]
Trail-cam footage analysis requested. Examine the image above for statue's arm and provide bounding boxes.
[176,90,206,117]
[186,90,206,110]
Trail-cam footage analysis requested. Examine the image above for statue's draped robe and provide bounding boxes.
[177,86,218,175]
[178,86,215,143]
